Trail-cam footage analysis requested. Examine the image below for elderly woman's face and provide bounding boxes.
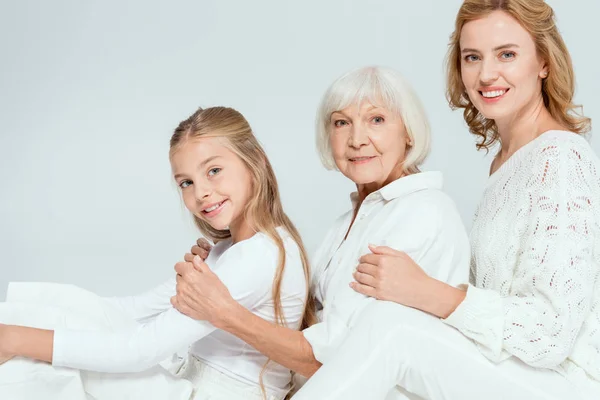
[329,102,410,187]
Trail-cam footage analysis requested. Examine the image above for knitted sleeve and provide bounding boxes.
[444,139,599,368]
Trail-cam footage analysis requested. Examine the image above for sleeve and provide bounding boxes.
[444,140,599,368]
[53,236,280,373]
[304,197,468,363]
[103,279,176,322]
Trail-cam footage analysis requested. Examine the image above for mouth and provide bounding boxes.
[479,88,509,102]
[201,200,227,217]
[348,156,376,164]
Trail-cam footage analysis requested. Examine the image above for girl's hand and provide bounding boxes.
[183,238,213,263]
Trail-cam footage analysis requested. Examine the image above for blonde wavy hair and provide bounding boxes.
[446,0,591,151]
[170,106,316,397]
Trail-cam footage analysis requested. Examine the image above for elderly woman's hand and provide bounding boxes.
[171,256,236,327]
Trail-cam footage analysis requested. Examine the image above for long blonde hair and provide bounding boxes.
[170,106,316,395]
[446,0,591,151]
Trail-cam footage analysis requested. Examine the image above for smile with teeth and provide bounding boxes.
[480,89,508,98]
[203,201,225,214]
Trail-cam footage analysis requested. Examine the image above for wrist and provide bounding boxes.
[421,278,466,318]
[214,300,245,330]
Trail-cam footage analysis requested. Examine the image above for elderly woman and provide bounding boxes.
[171,66,471,398]
[281,1,600,400]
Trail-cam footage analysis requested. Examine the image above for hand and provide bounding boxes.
[183,238,213,263]
[350,245,433,308]
[171,256,236,328]
[350,245,466,318]
[0,324,15,365]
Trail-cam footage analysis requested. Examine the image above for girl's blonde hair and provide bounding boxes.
[170,106,316,396]
[446,0,591,151]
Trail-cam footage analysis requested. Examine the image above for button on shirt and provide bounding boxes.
[303,172,471,363]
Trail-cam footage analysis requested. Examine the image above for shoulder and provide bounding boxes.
[525,131,599,188]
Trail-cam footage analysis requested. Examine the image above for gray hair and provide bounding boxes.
[315,66,431,172]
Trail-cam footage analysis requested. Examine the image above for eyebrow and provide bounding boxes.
[461,43,520,53]
[173,155,222,180]
[331,105,381,119]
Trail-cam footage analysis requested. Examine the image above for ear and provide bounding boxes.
[539,64,549,79]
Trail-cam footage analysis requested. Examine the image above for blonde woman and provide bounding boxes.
[171,66,472,398]
[0,107,314,400]
[289,1,600,399]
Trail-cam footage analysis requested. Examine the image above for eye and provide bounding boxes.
[179,180,192,189]
[372,116,385,124]
[464,54,480,62]
[208,167,221,177]
[333,119,349,127]
[500,51,516,60]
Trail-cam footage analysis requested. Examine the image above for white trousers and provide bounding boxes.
[293,301,600,400]
[174,354,285,400]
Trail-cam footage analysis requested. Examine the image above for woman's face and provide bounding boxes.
[329,102,410,190]
[459,10,547,122]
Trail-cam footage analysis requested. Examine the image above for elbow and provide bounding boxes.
[518,340,573,369]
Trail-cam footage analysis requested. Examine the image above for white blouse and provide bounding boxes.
[52,228,307,398]
[444,131,600,383]
[303,171,471,363]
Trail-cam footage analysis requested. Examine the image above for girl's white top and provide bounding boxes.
[444,131,600,382]
[52,228,307,398]
[303,171,472,363]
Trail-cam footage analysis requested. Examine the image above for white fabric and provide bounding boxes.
[444,131,600,385]
[0,283,194,400]
[51,229,306,398]
[292,301,599,400]
[303,171,471,364]
[174,354,285,400]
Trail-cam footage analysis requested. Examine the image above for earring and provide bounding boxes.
[541,71,548,78]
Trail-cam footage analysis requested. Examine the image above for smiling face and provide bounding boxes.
[459,10,548,122]
[171,137,253,234]
[329,101,410,191]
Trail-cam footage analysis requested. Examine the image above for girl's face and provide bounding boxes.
[459,11,547,123]
[171,137,253,237]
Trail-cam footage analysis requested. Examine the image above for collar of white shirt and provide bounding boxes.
[349,171,444,207]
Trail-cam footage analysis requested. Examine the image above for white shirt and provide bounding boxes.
[303,171,471,363]
[52,228,307,397]
[444,131,600,383]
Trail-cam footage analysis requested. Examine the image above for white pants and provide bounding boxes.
[174,354,285,400]
[293,301,600,400]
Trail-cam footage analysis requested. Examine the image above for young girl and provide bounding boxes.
[0,106,314,400]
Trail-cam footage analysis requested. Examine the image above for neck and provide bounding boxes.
[355,167,407,204]
[494,95,561,159]
[229,217,256,244]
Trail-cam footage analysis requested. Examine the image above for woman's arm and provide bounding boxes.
[172,257,322,378]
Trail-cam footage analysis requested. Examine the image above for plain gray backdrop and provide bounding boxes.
[1,0,598,300]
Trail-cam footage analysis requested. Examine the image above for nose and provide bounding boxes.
[348,123,369,149]
[479,58,500,85]
[194,180,211,203]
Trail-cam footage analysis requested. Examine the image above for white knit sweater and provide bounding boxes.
[444,130,600,383]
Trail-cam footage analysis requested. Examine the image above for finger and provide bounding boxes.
[175,261,194,275]
[184,253,194,262]
[349,281,376,298]
[355,263,379,277]
[358,253,383,266]
[353,270,378,288]
[196,238,213,251]
[191,245,209,260]
[192,256,211,273]
[368,245,405,257]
